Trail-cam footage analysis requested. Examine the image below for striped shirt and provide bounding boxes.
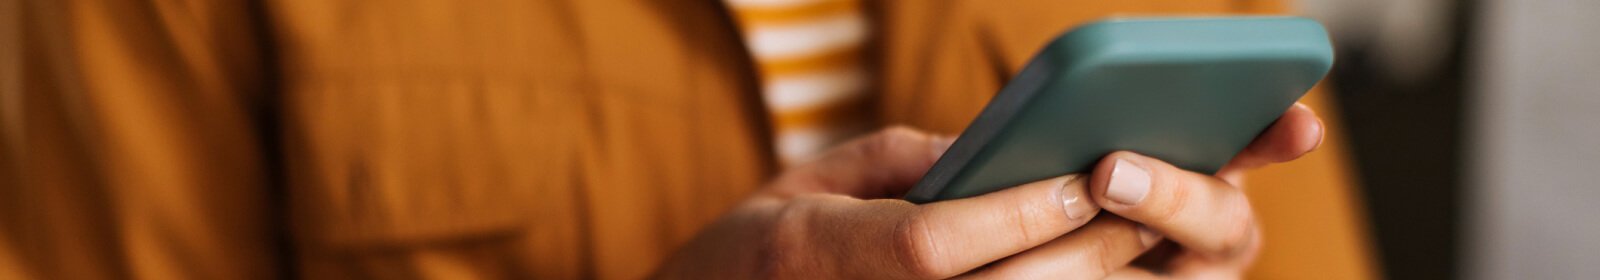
[725,0,875,165]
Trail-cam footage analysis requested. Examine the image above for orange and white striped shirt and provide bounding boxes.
[725,0,875,165]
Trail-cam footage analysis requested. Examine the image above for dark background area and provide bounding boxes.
[1327,0,1475,279]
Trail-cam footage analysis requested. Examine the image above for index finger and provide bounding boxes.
[1218,103,1325,176]
[807,175,1101,279]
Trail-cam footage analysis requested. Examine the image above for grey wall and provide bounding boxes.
[1466,0,1600,279]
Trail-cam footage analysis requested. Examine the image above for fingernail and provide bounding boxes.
[1106,159,1151,205]
[929,136,956,159]
[1137,224,1163,248]
[1058,175,1100,221]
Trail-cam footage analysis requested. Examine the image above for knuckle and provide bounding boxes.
[893,211,953,279]
[1007,202,1038,245]
[774,194,844,237]
[879,125,920,138]
[1212,202,1258,254]
[1145,177,1192,225]
[855,136,891,161]
[864,127,922,152]
[765,196,827,273]
[1215,222,1254,255]
[1010,197,1069,244]
[1085,230,1122,275]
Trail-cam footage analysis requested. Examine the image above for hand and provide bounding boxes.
[962,103,1326,279]
[653,104,1324,279]
[652,127,1135,279]
[1103,103,1324,279]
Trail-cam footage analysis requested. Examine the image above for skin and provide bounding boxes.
[654,103,1325,279]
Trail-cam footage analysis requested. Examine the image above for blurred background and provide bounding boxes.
[1295,0,1600,279]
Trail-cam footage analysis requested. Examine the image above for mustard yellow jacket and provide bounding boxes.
[2,0,1375,279]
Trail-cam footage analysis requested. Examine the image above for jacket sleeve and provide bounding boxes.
[0,1,281,279]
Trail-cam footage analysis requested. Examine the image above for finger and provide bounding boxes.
[774,126,955,198]
[1091,151,1260,258]
[953,215,1162,279]
[1218,103,1324,177]
[1163,226,1263,279]
[803,174,1100,279]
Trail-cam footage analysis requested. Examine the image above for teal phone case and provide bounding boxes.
[905,17,1334,203]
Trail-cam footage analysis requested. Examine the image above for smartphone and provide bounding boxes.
[904,17,1334,204]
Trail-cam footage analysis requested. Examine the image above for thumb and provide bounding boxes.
[770,126,955,199]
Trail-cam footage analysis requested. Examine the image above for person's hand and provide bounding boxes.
[652,127,1146,279]
[653,104,1324,279]
[974,103,1326,279]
